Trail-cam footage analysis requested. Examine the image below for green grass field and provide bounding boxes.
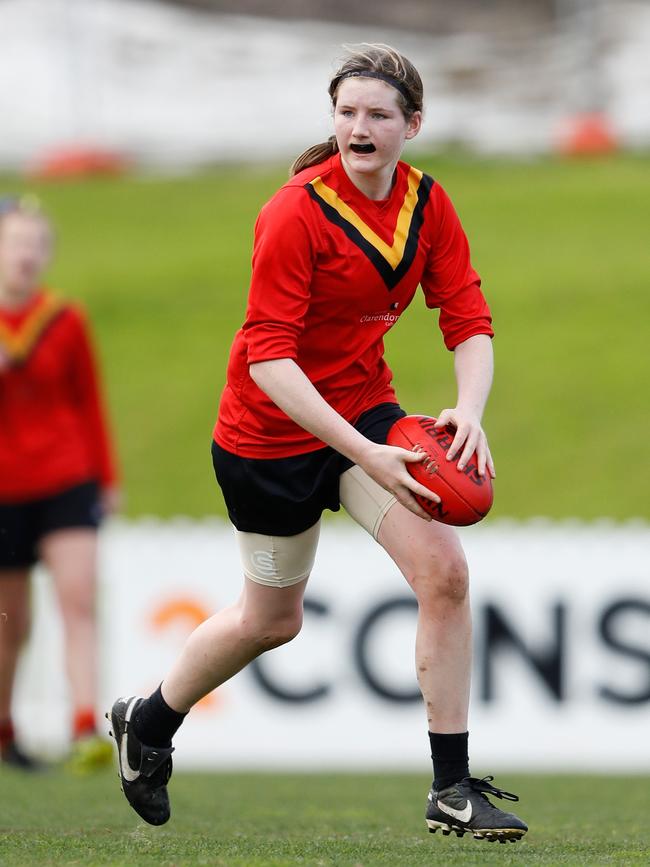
[1,154,649,519]
[1,769,648,865]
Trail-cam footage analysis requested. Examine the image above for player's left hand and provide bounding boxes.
[434,408,495,478]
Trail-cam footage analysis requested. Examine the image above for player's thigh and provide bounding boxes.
[339,464,397,540]
[378,502,468,601]
[0,569,31,643]
[36,481,101,611]
[234,520,320,589]
[234,521,319,630]
[340,464,467,598]
[40,528,98,615]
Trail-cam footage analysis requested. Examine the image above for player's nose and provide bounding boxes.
[351,115,370,138]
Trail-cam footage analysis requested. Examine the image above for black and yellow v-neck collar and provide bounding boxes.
[0,291,65,365]
[305,157,434,290]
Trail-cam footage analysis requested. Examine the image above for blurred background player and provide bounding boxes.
[109,44,527,841]
[0,197,119,771]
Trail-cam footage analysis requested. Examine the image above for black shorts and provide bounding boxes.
[0,481,102,570]
[212,402,406,536]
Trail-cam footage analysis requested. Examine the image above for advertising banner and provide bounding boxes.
[13,519,649,770]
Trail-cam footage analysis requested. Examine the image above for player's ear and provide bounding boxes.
[405,111,422,141]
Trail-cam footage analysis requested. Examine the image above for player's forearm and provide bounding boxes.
[453,334,494,421]
[249,358,372,463]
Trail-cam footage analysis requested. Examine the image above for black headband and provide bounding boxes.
[337,71,415,108]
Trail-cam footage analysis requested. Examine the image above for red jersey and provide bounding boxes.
[214,153,493,458]
[0,290,118,501]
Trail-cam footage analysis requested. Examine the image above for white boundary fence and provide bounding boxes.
[13,518,650,771]
[1,0,650,167]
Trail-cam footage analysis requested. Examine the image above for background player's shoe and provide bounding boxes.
[67,733,113,775]
[107,696,174,825]
[426,775,528,842]
[0,740,46,772]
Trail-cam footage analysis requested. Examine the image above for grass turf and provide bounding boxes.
[0,769,649,865]
[1,154,648,520]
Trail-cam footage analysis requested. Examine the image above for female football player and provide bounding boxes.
[0,198,119,770]
[110,44,527,842]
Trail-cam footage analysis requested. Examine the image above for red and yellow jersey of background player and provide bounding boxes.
[214,153,493,459]
[0,289,118,501]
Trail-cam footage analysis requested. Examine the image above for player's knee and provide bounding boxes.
[60,592,95,627]
[259,618,302,651]
[436,552,469,603]
[241,609,303,652]
[412,552,469,609]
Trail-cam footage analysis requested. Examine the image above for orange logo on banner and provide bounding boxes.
[150,597,221,712]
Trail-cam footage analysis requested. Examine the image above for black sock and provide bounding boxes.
[132,684,187,748]
[429,731,470,791]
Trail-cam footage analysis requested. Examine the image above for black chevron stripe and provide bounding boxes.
[305,173,434,290]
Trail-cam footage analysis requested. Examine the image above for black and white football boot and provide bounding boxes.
[426,775,528,843]
[107,696,174,826]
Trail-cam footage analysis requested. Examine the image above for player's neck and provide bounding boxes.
[0,282,37,311]
[340,159,397,201]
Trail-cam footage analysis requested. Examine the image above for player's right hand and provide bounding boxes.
[357,442,440,521]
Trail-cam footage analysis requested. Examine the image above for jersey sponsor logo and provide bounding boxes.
[437,798,473,823]
[359,311,401,325]
[305,168,434,290]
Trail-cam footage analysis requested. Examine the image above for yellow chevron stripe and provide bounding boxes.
[309,167,423,270]
[0,292,64,363]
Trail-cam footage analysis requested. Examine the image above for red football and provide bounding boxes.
[387,415,493,526]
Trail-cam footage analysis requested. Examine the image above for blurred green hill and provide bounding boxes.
[2,154,648,519]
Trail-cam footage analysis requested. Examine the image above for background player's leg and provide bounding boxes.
[40,529,99,732]
[0,570,31,750]
[377,504,471,732]
[162,575,308,712]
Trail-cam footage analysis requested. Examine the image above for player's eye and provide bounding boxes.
[371,113,387,120]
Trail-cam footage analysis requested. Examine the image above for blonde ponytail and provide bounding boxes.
[289,136,339,177]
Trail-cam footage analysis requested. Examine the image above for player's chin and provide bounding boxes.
[345,147,380,166]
